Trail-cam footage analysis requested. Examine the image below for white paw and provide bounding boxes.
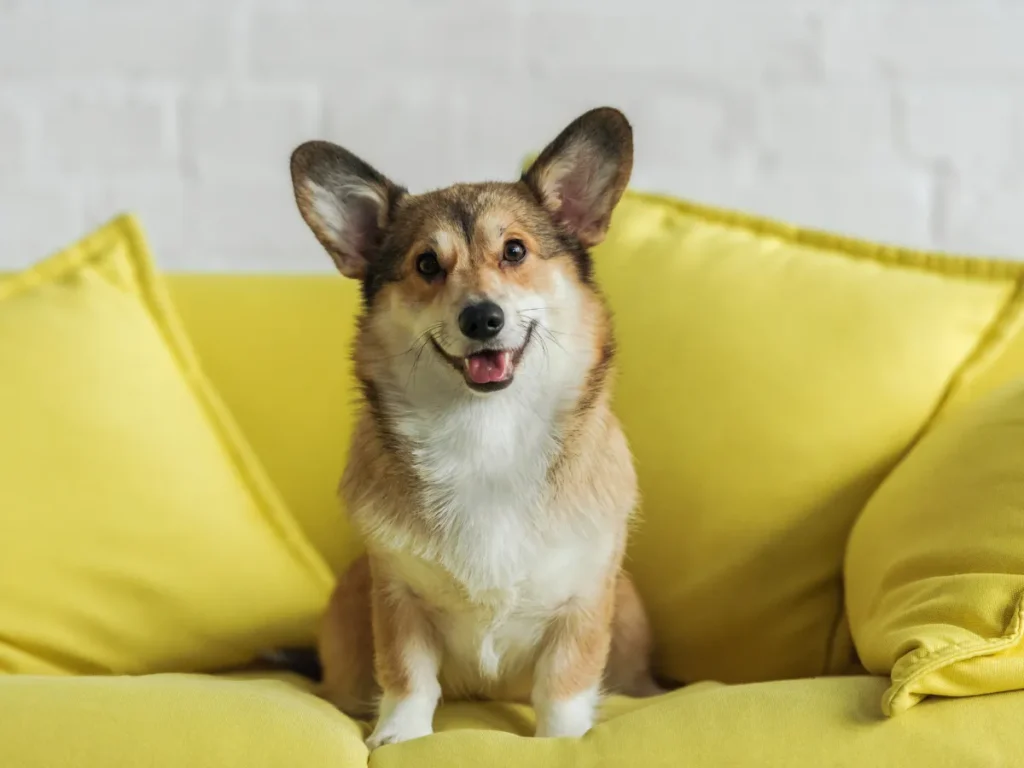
[366,690,439,750]
[535,715,593,739]
[534,686,599,739]
[366,716,434,749]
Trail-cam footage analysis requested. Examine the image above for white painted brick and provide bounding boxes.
[634,89,760,177]
[39,92,174,175]
[522,0,839,13]
[81,177,187,268]
[0,8,234,79]
[526,2,821,84]
[446,76,637,184]
[0,182,83,269]
[180,87,321,179]
[449,74,759,184]
[246,6,528,81]
[940,175,1024,259]
[669,169,934,250]
[3,1,1024,269]
[323,76,465,193]
[0,107,29,174]
[897,86,1021,172]
[755,86,902,171]
[823,1,1024,81]
[760,171,932,249]
[245,0,525,8]
[182,180,328,272]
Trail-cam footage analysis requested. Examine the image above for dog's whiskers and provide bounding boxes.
[361,323,444,364]
[530,321,568,356]
[404,323,446,388]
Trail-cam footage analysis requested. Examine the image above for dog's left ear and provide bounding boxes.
[523,107,633,247]
[290,141,405,280]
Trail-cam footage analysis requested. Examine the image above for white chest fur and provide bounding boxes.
[373,387,616,691]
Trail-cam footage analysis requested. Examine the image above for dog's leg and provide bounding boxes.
[532,586,614,738]
[318,555,378,717]
[366,567,442,749]
[603,569,664,697]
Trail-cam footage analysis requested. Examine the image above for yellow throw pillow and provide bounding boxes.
[846,378,1024,715]
[593,192,1018,685]
[0,215,333,675]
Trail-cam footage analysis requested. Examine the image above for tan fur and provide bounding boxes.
[318,555,375,716]
[319,559,661,705]
[535,576,616,702]
[293,108,660,747]
[369,560,441,696]
[607,571,663,697]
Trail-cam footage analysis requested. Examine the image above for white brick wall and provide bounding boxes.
[1,0,1023,271]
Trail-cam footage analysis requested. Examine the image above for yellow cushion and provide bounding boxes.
[3,673,1023,767]
[379,677,1024,768]
[594,193,1016,684]
[169,191,1024,686]
[0,216,332,675]
[846,379,1024,715]
[0,673,367,768]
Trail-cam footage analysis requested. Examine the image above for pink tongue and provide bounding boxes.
[465,351,511,384]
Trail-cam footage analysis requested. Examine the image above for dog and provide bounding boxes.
[289,107,660,749]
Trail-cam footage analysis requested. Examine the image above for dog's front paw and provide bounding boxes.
[534,686,599,739]
[366,688,440,750]
[535,716,593,739]
[366,716,433,750]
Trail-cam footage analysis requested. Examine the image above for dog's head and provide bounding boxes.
[290,107,632,400]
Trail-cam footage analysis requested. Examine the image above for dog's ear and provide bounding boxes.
[291,141,405,279]
[523,107,633,247]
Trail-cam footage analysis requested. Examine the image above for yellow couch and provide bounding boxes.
[5,190,1024,766]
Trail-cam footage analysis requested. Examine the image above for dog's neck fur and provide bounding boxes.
[349,312,615,598]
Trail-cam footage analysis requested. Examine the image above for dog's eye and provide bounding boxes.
[416,252,442,279]
[503,239,527,264]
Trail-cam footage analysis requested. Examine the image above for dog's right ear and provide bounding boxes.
[290,142,405,279]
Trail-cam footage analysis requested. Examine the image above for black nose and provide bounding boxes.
[458,301,504,341]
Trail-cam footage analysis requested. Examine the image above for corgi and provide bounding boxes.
[290,107,660,749]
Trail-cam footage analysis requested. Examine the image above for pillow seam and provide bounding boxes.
[625,188,1024,281]
[884,593,1024,713]
[0,220,119,302]
[939,278,1024,405]
[908,276,1024,437]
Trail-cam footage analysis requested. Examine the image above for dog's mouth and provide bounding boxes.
[430,321,537,393]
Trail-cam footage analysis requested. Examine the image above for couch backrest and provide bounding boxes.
[168,191,1024,686]
[168,274,363,575]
